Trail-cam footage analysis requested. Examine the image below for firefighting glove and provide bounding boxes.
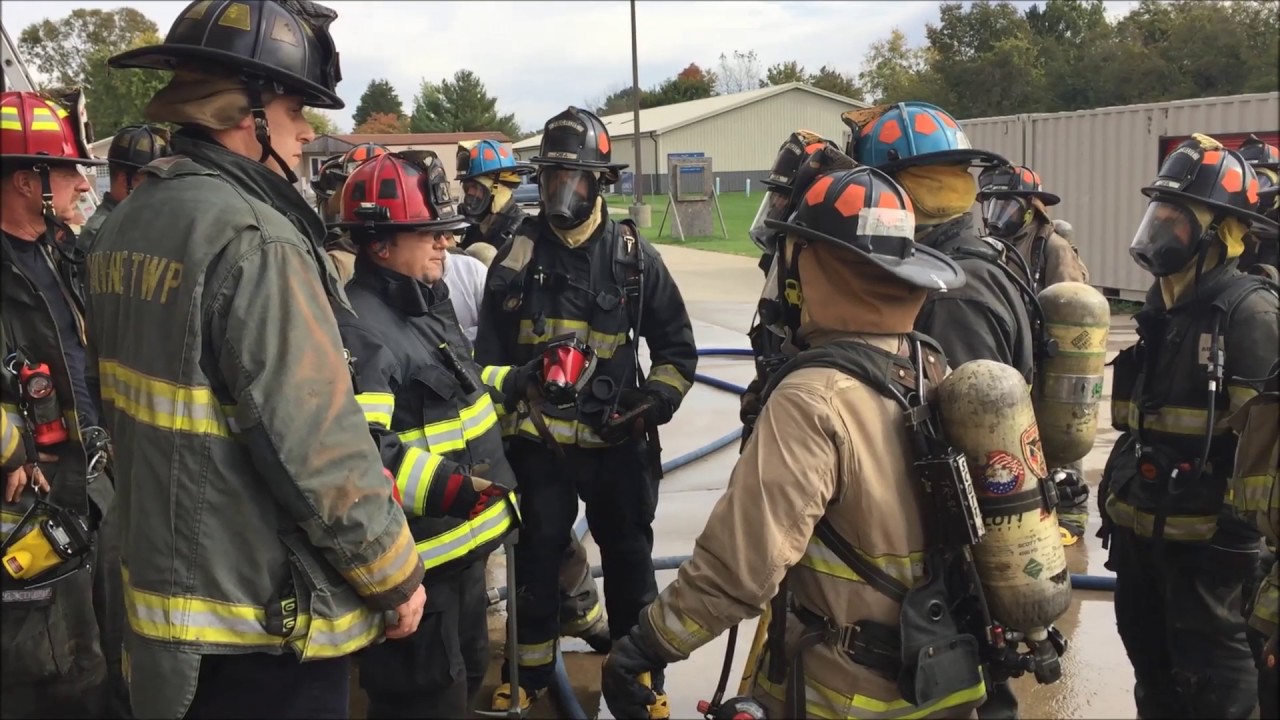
[499,356,544,410]
[739,376,766,429]
[443,471,508,520]
[599,389,670,444]
[602,629,666,720]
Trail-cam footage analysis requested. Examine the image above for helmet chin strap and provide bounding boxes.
[243,81,299,185]
[34,163,84,265]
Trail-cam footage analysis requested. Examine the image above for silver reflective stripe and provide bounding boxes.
[417,501,515,569]
[395,447,441,517]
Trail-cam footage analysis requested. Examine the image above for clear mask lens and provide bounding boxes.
[460,179,492,218]
[1129,200,1202,276]
[982,197,1029,238]
[539,168,598,228]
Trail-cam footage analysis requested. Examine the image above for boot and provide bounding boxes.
[491,683,542,713]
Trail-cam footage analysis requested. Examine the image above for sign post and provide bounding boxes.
[657,152,728,241]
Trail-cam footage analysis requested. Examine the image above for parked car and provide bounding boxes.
[512,178,539,206]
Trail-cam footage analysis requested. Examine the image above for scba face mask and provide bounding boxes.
[461,178,493,218]
[1129,200,1207,277]
[983,196,1033,239]
[539,167,599,229]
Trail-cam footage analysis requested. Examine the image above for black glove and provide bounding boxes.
[599,389,668,444]
[499,356,543,409]
[1051,468,1089,506]
[601,630,666,720]
[739,376,766,429]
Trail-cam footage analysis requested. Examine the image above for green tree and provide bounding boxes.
[19,8,157,88]
[72,32,169,137]
[593,86,642,116]
[919,1,1048,117]
[304,109,341,136]
[808,66,864,100]
[408,70,521,139]
[761,60,807,87]
[858,29,933,104]
[716,50,762,93]
[648,63,718,107]
[352,79,405,128]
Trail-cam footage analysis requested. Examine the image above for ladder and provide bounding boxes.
[1,21,101,218]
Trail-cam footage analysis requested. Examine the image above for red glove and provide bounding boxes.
[441,473,507,520]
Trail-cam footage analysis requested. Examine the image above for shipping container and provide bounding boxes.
[961,92,1279,297]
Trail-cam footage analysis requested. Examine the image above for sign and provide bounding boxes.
[1157,131,1279,169]
[618,171,635,195]
[668,152,706,175]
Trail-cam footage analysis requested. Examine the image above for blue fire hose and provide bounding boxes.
[487,347,1116,720]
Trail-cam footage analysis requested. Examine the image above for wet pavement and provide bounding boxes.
[456,245,1142,719]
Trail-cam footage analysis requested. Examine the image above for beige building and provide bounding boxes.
[514,82,868,195]
[301,130,511,199]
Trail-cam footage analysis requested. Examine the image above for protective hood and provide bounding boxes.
[895,164,978,224]
[793,238,929,337]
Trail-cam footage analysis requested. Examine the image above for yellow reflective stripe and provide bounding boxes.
[396,447,443,517]
[0,106,18,131]
[340,522,421,598]
[1,407,21,466]
[513,414,610,447]
[647,597,714,657]
[755,662,987,719]
[798,538,926,587]
[561,601,604,635]
[1104,497,1218,542]
[481,365,511,389]
[99,359,230,437]
[1228,385,1258,413]
[2,402,25,429]
[122,566,381,657]
[649,364,692,395]
[1124,401,1229,438]
[516,318,628,359]
[397,393,498,454]
[517,640,555,667]
[355,392,394,428]
[1230,474,1276,514]
[415,492,519,570]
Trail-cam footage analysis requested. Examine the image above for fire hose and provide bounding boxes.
[485,347,1118,720]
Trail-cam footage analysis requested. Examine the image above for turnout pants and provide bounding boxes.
[505,437,659,691]
[560,534,608,640]
[359,560,489,718]
[183,652,350,719]
[1244,540,1278,720]
[1111,527,1259,718]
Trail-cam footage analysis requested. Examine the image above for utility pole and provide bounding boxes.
[629,0,651,227]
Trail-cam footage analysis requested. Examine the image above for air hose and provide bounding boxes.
[486,347,1117,720]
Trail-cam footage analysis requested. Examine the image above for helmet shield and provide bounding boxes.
[983,196,1032,238]
[461,178,493,218]
[749,189,794,252]
[539,167,598,229]
[1129,200,1203,276]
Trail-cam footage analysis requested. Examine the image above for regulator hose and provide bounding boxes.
[486,347,1117,720]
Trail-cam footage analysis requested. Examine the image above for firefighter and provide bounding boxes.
[476,106,697,714]
[851,102,1035,718]
[601,166,989,719]
[85,2,428,717]
[74,124,171,258]
[312,153,358,283]
[977,163,1089,292]
[0,88,112,720]
[1101,134,1280,719]
[1238,135,1279,281]
[331,150,525,717]
[977,162,1092,546]
[455,138,533,254]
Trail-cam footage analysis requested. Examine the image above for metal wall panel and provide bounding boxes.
[960,114,1027,166]
[1027,92,1279,295]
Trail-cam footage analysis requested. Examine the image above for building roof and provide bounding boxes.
[513,82,868,151]
[305,130,509,154]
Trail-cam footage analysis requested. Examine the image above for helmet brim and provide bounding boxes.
[1,153,107,168]
[1140,186,1280,235]
[336,217,473,236]
[977,189,1061,207]
[1245,159,1280,172]
[876,148,1008,175]
[109,44,345,110]
[528,156,628,172]
[763,218,967,292]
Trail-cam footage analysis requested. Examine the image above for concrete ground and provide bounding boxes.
[361,244,1144,719]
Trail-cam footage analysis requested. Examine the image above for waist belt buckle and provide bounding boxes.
[823,617,858,652]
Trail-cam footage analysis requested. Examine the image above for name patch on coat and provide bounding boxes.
[86,251,184,305]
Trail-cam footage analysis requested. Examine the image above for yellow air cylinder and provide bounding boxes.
[939,359,1071,632]
[1034,281,1111,467]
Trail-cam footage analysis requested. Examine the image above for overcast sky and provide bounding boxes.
[2,1,1139,135]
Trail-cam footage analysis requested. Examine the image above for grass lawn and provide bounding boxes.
[605,192,763,257]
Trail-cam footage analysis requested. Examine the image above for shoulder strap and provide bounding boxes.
[759,337,916,411]
[814,517,910,603]
[1208,272,1278,319]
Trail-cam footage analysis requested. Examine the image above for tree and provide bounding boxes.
[808,66,864,100]
[19,8,158,89]
[593,86,642,116]
[75,31,170,137]
[304,109,341,136]
[762,60,807,87]
[354,112,408,134]
[858,29,934,104]
[352,79,405,128]
[409,70,521,139]
[716,50,762,94]
[647,63,718,107]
